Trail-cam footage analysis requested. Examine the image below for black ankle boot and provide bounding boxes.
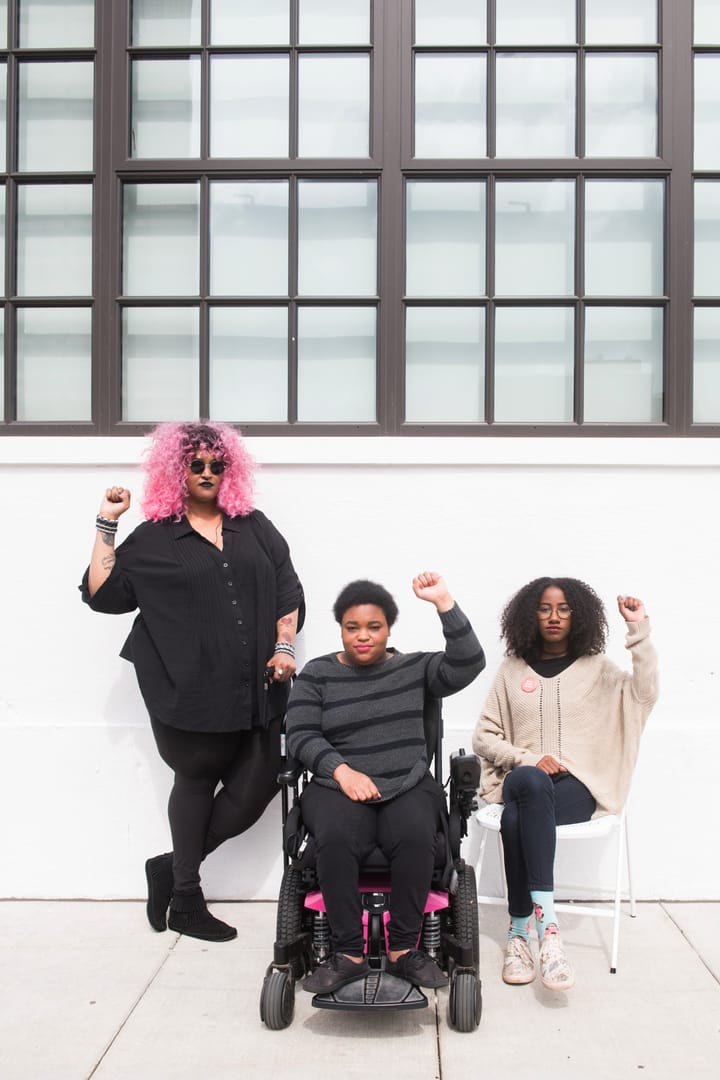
[168,889,237,942]
[144,852,174,932]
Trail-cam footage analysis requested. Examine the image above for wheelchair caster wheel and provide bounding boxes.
[260,970,295,1030]
[448,972,481,1032]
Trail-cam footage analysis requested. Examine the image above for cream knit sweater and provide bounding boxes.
[472,619,658,817]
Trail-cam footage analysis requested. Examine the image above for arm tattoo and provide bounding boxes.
[100,532,115,547]
[101,553,116,571]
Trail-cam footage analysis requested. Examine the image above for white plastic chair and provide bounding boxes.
[474,801,635,973]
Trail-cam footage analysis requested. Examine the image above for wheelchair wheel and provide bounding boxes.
[276,866,306,955]
[450,864,480,971]
[260,970,295,1030]
[448,972,482,1032]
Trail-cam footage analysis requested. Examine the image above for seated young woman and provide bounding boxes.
[472,578,658,992]
[286,571,486,994]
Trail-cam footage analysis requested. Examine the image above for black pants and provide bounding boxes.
[300,773,445,955]
[150,715,282,893]
[501,766,596,918]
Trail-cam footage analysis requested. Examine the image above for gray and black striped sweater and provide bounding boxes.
[286,604,485,802]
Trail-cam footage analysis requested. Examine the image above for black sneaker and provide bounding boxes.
[144,852,173,932]
[386,949,448,988]
[302,953,369,994]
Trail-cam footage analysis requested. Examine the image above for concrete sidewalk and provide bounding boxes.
[1,900,718,1080]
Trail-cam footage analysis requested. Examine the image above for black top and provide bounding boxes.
[529,655,576,678]
[80,510,304,733]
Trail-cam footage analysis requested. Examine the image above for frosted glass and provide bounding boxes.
[210,56,289,158]
[17,184,92,297]
[695,56,720,170]
[406,181,485,297]
[695,0,720,44]
[495,180,574,296]
[297,307,376,421]
[0,186,4,296]
[694,181,720,297]
[584,306,663,422]
[123,183,200,296]
[494,306,574,422]
[414,0,486,45]
[694,307,720,421]
[122,307,199,421]
[212,0,289,44]
[414,54,486,158]
[585,180,664,296]
[496,0,575,44]
[496,54,575,158]
[16,307,91,421]
[585,0,657,44]
[131,58,201,159]
[406,306,485,422]
[132,0,201,45]
[18,61,94,172]
[0,2,6,48]
[210,181,289,296]
[210,307,288,421]
[586,55,657,157]
[298,181,377,297]
[298,55,369,157]
[298,0,369,44]
[19,0,95,46]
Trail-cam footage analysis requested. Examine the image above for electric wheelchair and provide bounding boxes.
[259,694,482,1032]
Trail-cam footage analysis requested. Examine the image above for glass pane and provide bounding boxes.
[19,0,94,46]
[0,63,6,172]
[131,58,200,158]
[585,0,657,44]
[210,56,289,157]
[298,55,369,157]
[406,181,485,297]
[123,183,200,296]
[132,0,201,46]
[584,306,662,422]
[496,0,575,44]
[414,55,486,158]
[0,310,3,418]
[406,306,485,422]
[586,55,657,157]
[298,0,369,44]
[694,307,720,421]
[585,180,664,296]
[695,182,720,297]
[17,184,92,297]
[210,181,288,296]
[0,186,5,295]
[16,306,91,421]
[297,306,376,421]
[18,61,94,172]
[696,0,720,44]
[496,54,575,157]
[298,181,377,297]
[414,0,486,45]
[212,0,288,44]
[123,307,199,421]
[495,180,574,296]
[209,307,288,421]
[0,2,6,48]
[494,306,574,422]
[695,56,720,170]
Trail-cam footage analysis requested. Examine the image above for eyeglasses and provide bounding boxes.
[188,458,225,475]
[537,604,572,619]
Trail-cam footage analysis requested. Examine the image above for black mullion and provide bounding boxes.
[576,175,585,424]
[378,0,401,433]
[198,175,209,417]
[92,0,115,432]
[485,174,495,423]
[288,174,298,423]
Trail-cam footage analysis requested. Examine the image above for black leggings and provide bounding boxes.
[150,716,282,893]
[501,766,596,918]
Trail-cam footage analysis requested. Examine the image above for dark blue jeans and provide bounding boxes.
[501,766,596,917]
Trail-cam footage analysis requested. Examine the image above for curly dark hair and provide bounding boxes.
[501,576,608,662]
[333,580,399,628]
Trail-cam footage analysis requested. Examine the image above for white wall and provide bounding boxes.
[1,436,718,901]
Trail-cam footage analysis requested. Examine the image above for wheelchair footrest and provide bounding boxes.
[312,970,428,1012]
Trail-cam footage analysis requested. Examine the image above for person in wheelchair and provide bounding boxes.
[285,571,486,995]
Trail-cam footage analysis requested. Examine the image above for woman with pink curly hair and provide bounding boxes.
[81,421,304,943]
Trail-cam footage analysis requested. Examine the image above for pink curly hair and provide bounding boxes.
[140,421,256,522]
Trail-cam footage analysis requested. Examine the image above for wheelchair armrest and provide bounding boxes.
[449,749,481,821]
[277,756,303,785]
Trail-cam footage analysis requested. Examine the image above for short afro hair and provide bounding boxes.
[501,576,608,662]
[333,580,399,628]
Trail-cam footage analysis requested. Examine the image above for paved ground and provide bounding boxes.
[1,900,718,1080]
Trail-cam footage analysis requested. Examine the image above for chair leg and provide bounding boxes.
[474,830,489,895]
[624,812,636,917]
[610,818,625,973]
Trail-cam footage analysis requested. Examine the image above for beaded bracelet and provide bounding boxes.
[96,515,119,534]
[273,641,295,657]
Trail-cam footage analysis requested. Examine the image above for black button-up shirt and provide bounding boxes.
[81,510,304,733]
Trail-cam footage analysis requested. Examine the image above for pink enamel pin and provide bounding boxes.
[521,677,538,693]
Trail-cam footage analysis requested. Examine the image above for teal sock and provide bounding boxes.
[530,890,557,940]
[508,913,533,942]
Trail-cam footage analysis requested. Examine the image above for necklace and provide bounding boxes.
[188,512,223,549]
